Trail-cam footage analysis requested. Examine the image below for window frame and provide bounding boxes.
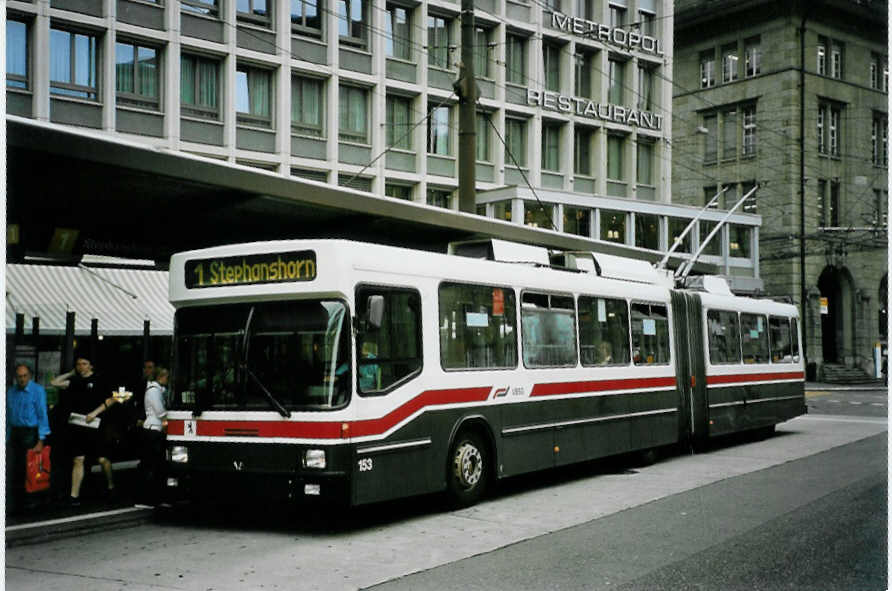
[427,14,452,69]
[427,103,451,155]
[706,309,742,365]
[700,49,716,88]
[504,116,527,167]
[742,105,756,157]
[49,27,100,101]
[505,33,527,85]
[182,0,219,17]
[338,83,369,144]
[235,63,274,127]
[291,74,325,137]
[630,301,672,366]
[721,43,738,84]
[6,19,29,90]
[438,281,519,372]
[115,39,161,110]
[541,120,562,172]
[744,36,761,78]
[740,312,770,365]
[291,0,323,37]
[386,94,413,150]
[544,42,561,92]
[338,0,369,49]
[237,0,273,27]
[578,295,631,367]
[520,290,579,369]
[385,3,412,61]
[181,52,221,120]
[354,284,423,396]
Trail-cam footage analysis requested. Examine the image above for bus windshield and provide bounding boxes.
[172,300,351,413]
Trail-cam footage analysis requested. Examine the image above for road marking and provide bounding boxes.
[5,506,149,532]
[849,401,863,405]
[805,391,830,397]
[871,402,885,406]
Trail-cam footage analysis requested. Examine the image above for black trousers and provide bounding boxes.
[6,426,39,513]
[137,428,166,504]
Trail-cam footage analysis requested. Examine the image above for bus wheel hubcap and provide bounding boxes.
[454,442,483,488]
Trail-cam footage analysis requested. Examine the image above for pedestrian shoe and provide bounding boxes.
[68,496,81,507]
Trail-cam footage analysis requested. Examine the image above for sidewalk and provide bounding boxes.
[5,461,154,547]
[806,381,888,392]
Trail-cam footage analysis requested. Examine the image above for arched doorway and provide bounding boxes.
[818,266,855,363]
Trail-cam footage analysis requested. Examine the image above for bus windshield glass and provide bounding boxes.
[172,300,351,412]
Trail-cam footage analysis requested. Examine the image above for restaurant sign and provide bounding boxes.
[527,89,664,130]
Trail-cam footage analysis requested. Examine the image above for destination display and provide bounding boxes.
[185,250,317,289]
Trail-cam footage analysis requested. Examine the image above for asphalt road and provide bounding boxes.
[368,434,887,591]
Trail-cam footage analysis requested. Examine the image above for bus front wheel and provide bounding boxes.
[446,431,488,507]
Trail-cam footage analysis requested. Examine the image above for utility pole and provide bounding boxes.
[455,0,477,213]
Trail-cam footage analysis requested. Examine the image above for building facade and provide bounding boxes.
[673,0,888,377]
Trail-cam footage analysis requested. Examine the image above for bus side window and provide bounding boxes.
[521,292,577,368]
[438,282,517,370]
[355,286,422,395]
[631,303,671,365]
[578,296,630,366]
[769,316,793,363]
[740,313,769,364]
[707,309,741,364]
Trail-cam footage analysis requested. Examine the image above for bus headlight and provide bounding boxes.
[302,449,326,469]
[170,446,189,464]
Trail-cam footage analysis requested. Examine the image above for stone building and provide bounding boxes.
[673,0,888,379]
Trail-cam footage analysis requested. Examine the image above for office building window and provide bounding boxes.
[181,54,219,119]
[238,0,271,27]
[699,220,721,255]
[831,40,843,79]
[817,180,827,227]
[607,134,624,181]
[722,43,738,83]
[829,181,840,227]
[601,210,626,243]
[6,20,28,89]
[700,49,715,88]
[574,127,592,176]
[742,105,756,157]
[386,95,412,149]
[385,183,413,200]
[525,202,554,229]
[704,185,718,208]
[576,0,594,20]
[116,41,159,109]
[338,0,368,47]
[183,0,218,17]
[874,189,888,227]
[386,4,411,60]
[722,109,737,160]
[542,0,561,10]
[637,65,653,111]
[639,9,656,37]
[292,75,324,137]
[564,207,590,237]
[505,117,526,167]
[668,218,691,253]
[428,15,451,69]
[474,27,491,78]
[873,113,888,167]
[818,103,841,156]
[339,84,368,143]
[575,51,593,98]
[506,34,526,85]
[476,111,491,161]
[635,213,659,250]
[871,54,880,89]
[542,121,561,172]
[236,64,272,127]
[50,28,99,100]
[291,167,327,182]
[544,43,561,92]
[292,0,322,35]
[729,225,751,258]
[636,141,653,185]
[608,58,624,104]
[427,188,452,208]
[609,2,625,28]
[744,37,761,77]
[817,36,827,76]
[704,113,717,163]
[427,104,450,155]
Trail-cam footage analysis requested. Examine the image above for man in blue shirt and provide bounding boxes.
[6,363,51,513]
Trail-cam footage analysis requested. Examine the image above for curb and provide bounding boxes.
[6,506,154,547]
[806,385,889,392]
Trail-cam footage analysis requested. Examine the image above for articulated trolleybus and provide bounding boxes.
[164,239,805,508]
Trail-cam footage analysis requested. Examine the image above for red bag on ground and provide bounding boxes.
[25,446,51,493]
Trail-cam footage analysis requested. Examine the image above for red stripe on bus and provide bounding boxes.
[706,371,805,385]
[530,376,677,397]
[166,386,492,440]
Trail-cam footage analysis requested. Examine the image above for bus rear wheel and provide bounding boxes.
[447,431,489,507]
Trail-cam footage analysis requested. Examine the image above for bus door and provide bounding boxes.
[670,292,707,447]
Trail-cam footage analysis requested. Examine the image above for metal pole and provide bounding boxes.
[10,313,25,384]
[799,11,808,358]
[143,319,151,362]
[90,318,99,365]
[457,0,477,213]
[62,311,75,371]
[32,317,40,378]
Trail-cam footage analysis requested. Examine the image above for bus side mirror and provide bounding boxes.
[367,295,384,329]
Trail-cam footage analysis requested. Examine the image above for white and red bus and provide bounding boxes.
[163,239,805,507]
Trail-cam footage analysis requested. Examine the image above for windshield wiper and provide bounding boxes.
[245,368,292,418]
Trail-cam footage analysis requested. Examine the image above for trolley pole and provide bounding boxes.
[456,0,477,214]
